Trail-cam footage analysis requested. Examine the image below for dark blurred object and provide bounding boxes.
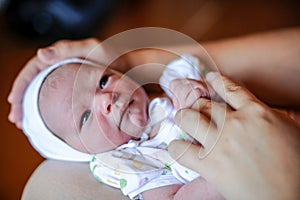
[5,0,116,40]
[0,0,10,14]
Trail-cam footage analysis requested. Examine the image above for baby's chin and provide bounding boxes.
[121,117,149,139]
[121,127,145,139]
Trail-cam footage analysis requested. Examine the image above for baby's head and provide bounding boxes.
[23,59,149,161]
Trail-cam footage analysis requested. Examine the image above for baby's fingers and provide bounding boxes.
[170,79,209,109]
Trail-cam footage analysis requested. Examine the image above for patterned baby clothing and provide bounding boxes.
[90,98,200,199]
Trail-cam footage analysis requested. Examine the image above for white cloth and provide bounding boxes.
[22,58,95,162]
[159,54,202,98]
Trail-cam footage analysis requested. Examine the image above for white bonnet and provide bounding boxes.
[22,58,94,162]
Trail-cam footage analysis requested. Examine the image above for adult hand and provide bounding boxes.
[8,38,121,128]
[169,72,300,200]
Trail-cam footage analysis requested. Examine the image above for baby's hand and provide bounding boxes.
[169,79,210,110]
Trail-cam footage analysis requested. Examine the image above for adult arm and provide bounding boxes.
[130,27,300,107]
[22,160,128,200]
[201,27,300,107]
[169,72,300,200]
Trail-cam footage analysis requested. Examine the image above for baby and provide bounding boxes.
[22,55,223,199]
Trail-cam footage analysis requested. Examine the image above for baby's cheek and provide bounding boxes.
[120,119,144,139]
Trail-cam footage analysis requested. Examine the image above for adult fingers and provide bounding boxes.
[7,56,47,127]
[8,104,22,128]
[37,38,102,64]
[176,98,228,158]
[169,140,202,170]
[8,57,41,104]
[206,72,258,110]
[38,38,128,70]
[168,140,217,176]
[175,107,217,151]
[192,98,229,128]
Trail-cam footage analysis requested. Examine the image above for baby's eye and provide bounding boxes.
[99,75,110,89]
[81,110,91,127]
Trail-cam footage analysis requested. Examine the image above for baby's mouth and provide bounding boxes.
[118,99,134,130]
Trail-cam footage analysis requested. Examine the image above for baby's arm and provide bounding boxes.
[142,184,182,200]
[142,177,224,200]
[172,177,224,200]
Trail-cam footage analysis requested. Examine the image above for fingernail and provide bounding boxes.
[39,47,56,59]
[206,72,217,82]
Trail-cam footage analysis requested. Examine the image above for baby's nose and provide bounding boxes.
[95,93,118,114]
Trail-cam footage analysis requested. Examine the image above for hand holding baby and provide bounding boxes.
[169,73,300,200]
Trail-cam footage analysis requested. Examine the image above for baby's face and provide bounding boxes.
[39,63,149,154]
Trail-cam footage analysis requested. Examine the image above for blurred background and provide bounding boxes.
[1,0,299,199]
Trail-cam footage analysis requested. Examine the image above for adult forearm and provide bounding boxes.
[127,27,300,107]
[202,27,300,107]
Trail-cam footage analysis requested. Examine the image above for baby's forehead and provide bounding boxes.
[40,62,113,99]
[41,64,79,91]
